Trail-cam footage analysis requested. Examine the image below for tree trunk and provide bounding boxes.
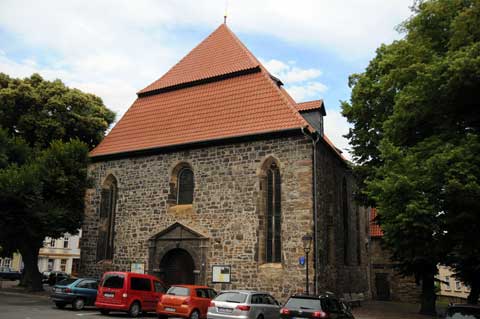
[419,272,437,316]
[18,244,43,291]
[467,279,480,305]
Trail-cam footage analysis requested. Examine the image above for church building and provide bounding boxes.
[80,24,370,300]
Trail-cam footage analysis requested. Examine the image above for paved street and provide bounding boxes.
[0,292,157,319]
[0,291,444,319]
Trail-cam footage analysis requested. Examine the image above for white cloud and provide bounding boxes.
[324,109,352,161]
[0,0,411,157]
[286,82,328,101]
[262,59,322,83]
[261,58,327,101]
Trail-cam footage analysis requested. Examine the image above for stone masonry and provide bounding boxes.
[82,134,316,300]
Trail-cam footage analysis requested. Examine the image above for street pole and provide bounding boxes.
[306,250,309,295]
[302,233,312,296]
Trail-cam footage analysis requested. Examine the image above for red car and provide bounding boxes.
[95,271,167,317]
[157,285,217,319]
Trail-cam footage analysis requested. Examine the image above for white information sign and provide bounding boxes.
[131,263,145,274]
[212,265,231,283]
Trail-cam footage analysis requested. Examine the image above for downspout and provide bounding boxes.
[301,126,320,295]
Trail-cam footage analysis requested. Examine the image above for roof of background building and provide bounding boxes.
[370,208,384,237]
[296,100,326,115]
[90,24,343,161]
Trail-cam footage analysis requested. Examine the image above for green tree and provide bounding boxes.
[342,0,480,313]
[0,73,115,290]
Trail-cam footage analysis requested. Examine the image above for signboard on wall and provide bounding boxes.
[131,262,145,274]
[212,265,231,283]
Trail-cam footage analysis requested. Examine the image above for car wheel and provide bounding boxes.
[158,315,168,319]
[72,298,85,310]
[55,302,66,309]
[128,301,141,318]
[100,309,110,315]
[189,310,200,319]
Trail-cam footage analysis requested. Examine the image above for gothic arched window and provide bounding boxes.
[266,162,281,263]
[97,175,117,261]
[342,177,350,265]
[177,167,194,205]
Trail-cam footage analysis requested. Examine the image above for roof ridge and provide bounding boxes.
[221,24,262,67]
[138,24,260,94]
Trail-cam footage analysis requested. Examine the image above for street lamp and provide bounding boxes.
[302,234,313,295]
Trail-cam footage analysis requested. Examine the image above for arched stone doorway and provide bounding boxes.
[148,222,209,285]
[160,248,195,286]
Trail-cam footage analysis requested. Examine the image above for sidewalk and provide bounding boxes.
[353,301,445,319]
[0,280,51,299]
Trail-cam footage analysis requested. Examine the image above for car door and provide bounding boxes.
[250,294,265,319]
[264,294,280,319]
[153,280,167,305]
[195,288,211,317]
[130,276,154,311]
[74,280,92,301]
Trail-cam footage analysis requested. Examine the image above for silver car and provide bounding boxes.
[208,290,281,319]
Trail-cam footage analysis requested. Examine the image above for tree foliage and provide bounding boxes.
[342,0,480,311]
[0,73,115,290]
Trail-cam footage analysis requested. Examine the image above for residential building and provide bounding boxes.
[437,265,471,301]
[38,230,81,276]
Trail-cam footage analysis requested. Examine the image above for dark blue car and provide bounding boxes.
[50,278,98,310]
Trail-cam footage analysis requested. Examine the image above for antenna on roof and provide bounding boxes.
[224,0,228,24]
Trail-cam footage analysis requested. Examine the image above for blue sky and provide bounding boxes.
[0,0,413,159]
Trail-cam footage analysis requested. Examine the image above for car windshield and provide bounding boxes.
[167,286,190,296]
[101,274,125,289]
[56,278,76,286]
[284,298,321,310]
[446,307,480,319]
[215,292,248,303]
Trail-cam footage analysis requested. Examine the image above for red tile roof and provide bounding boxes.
[296,100,324,112]
[90,71,308,157]
[139,24,260,94]
[91,24,313,158]
[370,207,384,237]
[91,24,347,159]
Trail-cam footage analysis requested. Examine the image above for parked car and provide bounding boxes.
[0,266,21,281]
[157,285,217,319]
[280,294,353,319]
[445,304,480,319]
[47,271,70,286]
[207,290,280,319]
[50,277,98,310]
[95,271,167,317]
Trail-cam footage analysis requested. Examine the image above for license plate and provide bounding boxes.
[54,288,62,293]
[218,308,233,313]
[165,307,176,312]
[104,292,114,298]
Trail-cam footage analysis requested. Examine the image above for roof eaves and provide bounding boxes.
[90,127,306,162]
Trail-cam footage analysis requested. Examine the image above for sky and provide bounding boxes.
[0,0,414,160]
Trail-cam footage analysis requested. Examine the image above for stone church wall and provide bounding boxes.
[315,140,371,297]
[80,134,316,301]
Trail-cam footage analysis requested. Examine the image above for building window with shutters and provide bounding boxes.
[96,175,118,261]
[258,157,282,264]
[168,162,194,206]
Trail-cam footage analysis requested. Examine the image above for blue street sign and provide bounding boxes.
[299,256,305,265]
